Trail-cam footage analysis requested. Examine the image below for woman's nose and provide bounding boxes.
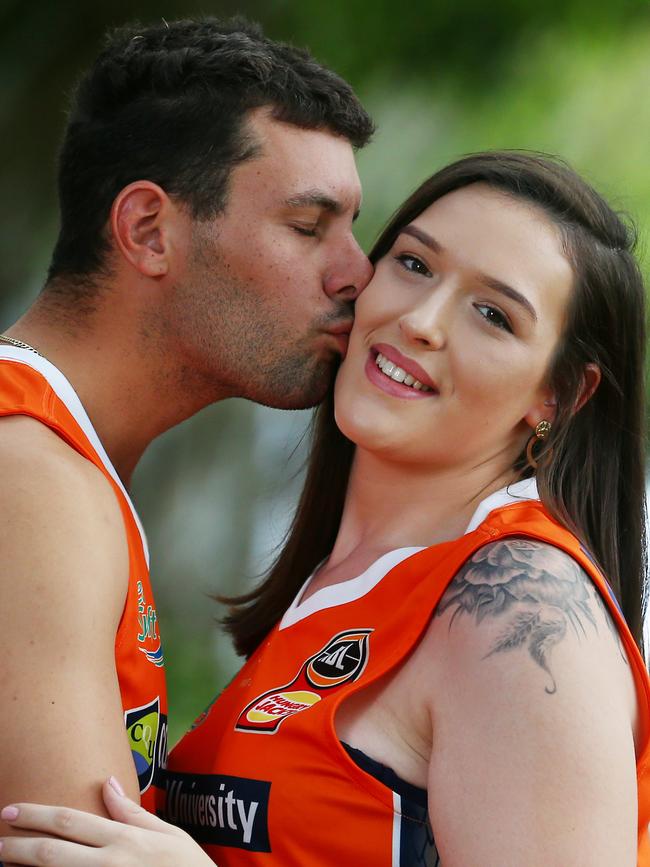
[398,302,448,350]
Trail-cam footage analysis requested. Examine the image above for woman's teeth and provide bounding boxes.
[375,353,433,392]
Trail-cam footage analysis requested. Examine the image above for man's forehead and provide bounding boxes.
[222,109,363,221]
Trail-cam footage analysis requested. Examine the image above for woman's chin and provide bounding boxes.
[334,405,406,456]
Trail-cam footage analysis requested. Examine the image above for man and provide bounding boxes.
[0,16,373,832]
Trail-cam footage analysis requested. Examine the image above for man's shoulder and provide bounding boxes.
[0,413,129,601]
[0,413,116,503]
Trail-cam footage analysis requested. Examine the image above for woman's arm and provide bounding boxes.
[423,538,638,866]
[0,778,215,867]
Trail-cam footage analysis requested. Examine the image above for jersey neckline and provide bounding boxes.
[0,346,150,566]
[279,476,539,630]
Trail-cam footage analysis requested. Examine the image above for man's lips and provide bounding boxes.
[371,343,438,391]
[322,320,353,355]
[324,320,354,337]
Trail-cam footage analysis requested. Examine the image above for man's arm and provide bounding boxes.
[0,416,140,838]
[425,538,638,866]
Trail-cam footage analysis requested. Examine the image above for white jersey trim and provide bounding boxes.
[279,477,539,630]
[464,476,539,533]
[280,546,427,630]
[0,346,150,566]
[392,791,401,867]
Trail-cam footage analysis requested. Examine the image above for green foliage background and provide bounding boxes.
[1,0,649,743]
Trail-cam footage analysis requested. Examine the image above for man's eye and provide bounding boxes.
[394,253,432,277]
[475,304,513,333]
[292,225,318,237]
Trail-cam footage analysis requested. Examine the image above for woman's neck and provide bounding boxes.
[324,448,517,574]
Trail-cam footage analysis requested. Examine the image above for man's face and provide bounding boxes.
[171,108,373,409]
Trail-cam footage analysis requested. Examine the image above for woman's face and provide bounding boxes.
[334,183,575,473]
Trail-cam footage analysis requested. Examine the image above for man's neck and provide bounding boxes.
[5,300,226,486]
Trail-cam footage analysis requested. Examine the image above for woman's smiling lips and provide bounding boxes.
[365,343,439,399]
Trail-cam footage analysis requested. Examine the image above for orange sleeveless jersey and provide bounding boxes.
[0,348,168,811]
[166,493,650,865]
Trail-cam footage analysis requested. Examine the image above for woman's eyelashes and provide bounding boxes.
[394,253,433,277]
[474,303,513,333]
[392,251,514,334]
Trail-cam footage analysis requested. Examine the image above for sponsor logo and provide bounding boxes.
[125,696,168,793]
[235,629,372,734]
[136,580,164,667]
[139,642,164,667]
[165,771,271,852]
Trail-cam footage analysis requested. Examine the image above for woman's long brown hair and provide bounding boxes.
[223,152,648,658]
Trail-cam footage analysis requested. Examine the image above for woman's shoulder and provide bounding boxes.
[418,536,635,718]
[440,536,603,629]
[435,537,625,663]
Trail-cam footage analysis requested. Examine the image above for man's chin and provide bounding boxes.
[246,359,338,410]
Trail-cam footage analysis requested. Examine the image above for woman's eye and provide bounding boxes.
[475,304,512,333]
[394,253,432,277]
[292,225,318,237]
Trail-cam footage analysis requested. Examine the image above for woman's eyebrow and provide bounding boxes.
[400,224,538,322]
[478,274,538,322]
[400,224,444,253]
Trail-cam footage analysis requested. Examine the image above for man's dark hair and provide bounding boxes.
[47,17,374,289]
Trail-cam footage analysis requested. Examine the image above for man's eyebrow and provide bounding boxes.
[285,191,361,222]
[399,224,537,322]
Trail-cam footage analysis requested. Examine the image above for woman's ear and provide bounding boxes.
[525,362,601,431]
[524,389,558,431]
[574,363,601,413]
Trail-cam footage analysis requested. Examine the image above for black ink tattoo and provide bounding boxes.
[436,539,610,694]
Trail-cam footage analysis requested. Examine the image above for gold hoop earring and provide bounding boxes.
[526,420,552,470]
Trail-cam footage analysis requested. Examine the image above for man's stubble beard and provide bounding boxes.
[170,244,343,410]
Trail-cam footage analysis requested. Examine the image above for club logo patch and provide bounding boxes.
[125,696,168,793]
[235,629,372,734]
[136,580,164,667]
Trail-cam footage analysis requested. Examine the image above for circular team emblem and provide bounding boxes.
[305,630,371,688]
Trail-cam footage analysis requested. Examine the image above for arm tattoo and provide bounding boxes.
[436,539,616,694]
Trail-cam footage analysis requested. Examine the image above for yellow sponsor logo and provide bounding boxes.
[246,690,320,723]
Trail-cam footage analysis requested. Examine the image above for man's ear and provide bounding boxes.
[110,182,174,278]
[573,362,601,413]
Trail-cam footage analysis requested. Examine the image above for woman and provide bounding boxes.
[1,151,648,865]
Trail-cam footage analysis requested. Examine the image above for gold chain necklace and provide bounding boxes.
[0,334,42,356]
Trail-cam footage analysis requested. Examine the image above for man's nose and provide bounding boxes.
[323,240,374,303]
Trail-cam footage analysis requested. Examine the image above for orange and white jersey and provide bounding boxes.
[0,346,168,812]
[166,480,650,865]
